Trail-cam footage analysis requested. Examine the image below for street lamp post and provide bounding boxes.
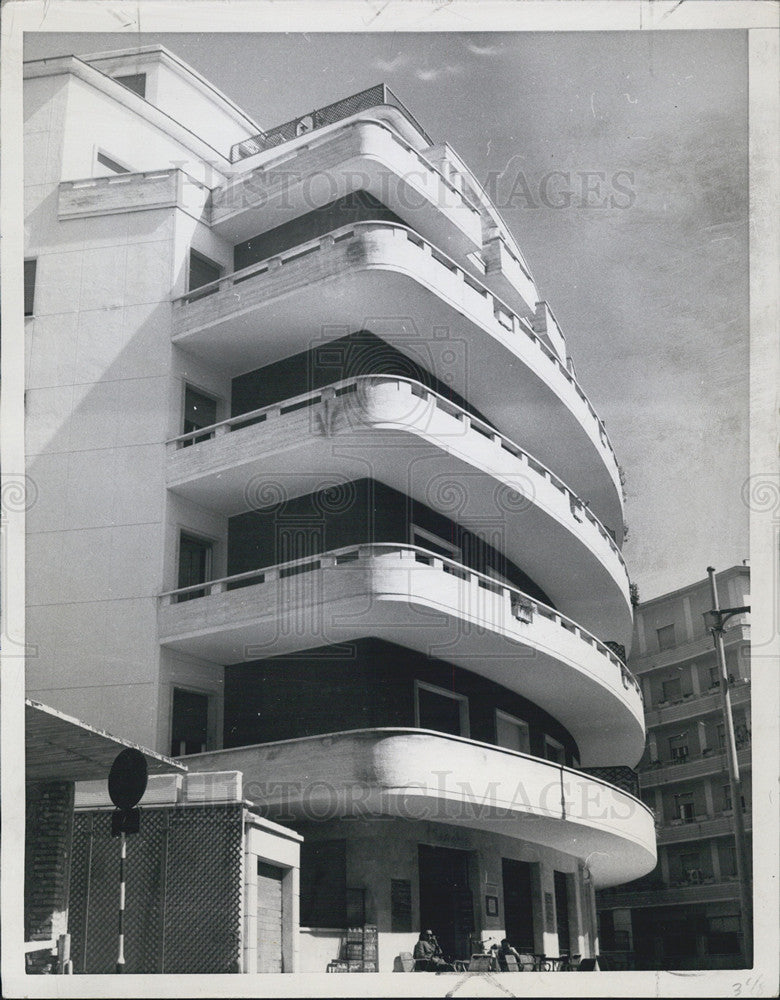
[705,566,752,966]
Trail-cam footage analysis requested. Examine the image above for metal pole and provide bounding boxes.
[116,831,126,973]
[707,567,753,965]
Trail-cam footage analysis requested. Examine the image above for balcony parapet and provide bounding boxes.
[57,168,211,222]
[170,221,622,516]
[656,810,753,844]
[639,743,752,787]
[230,83,433,162]
[597,877,745,910]
[158,541,645,767]
[182,728,656,886]
[644,677,751,728]
[630,623,750,674]
[167,375,627,579]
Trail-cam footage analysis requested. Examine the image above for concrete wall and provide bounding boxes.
[290,816,596,972]
[223,637,580,763]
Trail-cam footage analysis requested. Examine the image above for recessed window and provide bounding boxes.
[656,624,676,651]
[709,665,720,689]
[96,150,131,174]
[410,524,461,562]
[668,733,689,762]
[415,680,469,738]
[24,258,37,317]
[183,384,219,444]
[177,532,213,601]
[114,72,147,98]
[679,851,701,882]
[170,686,210,756]
[662,677,682,702]
[544,735,565,764]
[189,250,223,294]
[495,710,530,754]
[674,791,695,822]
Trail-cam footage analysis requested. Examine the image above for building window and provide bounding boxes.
[410,524,462,562]
[678,851,701,883]
[96,150,131,174]
[495,710,530,754]
[24,258,37,316]
[553,871,571,954]
[189,250,223,294]
[415,680,469,738]
[720,843,737,877]
[300,839,347,928]
[544,735,565,765]
[708,665,720,689]
[177,532,213,601]
[716,723,726,749]
[723,784,732,812]
[674,791,695,822]
[668,733,689,762]
[183,384,219,444]
[656,624,676,651]
[661,677,682,702]
[114,72,147,97]
[170,687,210,756]
[707,916,741,954]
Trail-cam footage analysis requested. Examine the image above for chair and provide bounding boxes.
[504,955,520,972]
[393,952,415,972]
[578,957,598,971]
[467,954,496,972]
[517,953,536,971]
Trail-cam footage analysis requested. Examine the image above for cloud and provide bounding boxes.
[465,41,502,57]
[415,64,464,82]
[375,53,408,72]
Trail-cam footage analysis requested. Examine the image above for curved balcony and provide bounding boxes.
[167,376,631,643]
[171,222,623,528]
[215,118,483,258]
[181,729,657,887]
[158,543,644,766]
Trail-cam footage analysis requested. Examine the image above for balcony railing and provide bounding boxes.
[230,83,433,162]
[158,542,643,701]
[166,374,627,579]
[171,221,621,485]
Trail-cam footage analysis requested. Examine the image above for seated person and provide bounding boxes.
[413,929,452,971]
[496,938,523,971]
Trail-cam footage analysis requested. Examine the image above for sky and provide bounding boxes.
[24,29,750,601]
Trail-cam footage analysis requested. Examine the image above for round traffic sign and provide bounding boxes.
[108,748,148,810]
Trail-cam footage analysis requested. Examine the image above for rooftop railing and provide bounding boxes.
[231,83,433,162]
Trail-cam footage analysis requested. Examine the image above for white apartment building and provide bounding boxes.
[24,44,656,973]
[597,565,751,969]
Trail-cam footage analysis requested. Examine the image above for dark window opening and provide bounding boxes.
[170,687,209,756]
[24,259,37,317]
[553,871,571,954]
[96,150,130,174]
[114,73,147,98]
[300,840,346,928]
[502,858,535,953]
[657,624,676,651]
[416,683,466,737]
[189,250,223,296]
[177,532,212,601]
[183,385,218,444]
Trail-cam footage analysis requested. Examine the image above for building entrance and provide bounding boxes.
[418,844,474,963]
[502,858,535,952]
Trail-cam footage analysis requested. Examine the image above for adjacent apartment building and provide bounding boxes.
[597,564,751,969]
[24,44,656,973]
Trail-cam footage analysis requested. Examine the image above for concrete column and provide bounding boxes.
[697,719,708,754]
[648,731,659,762]
[689,662,702,697]
[682,596,695,641]
[283,865,300,973]
[635,613,647,655]
[536,865,559,957]
[709,840,722,881]
[659,847,671,885]
[243,848,258,974]
[703,779,715,818]
[654,788,664,822]
[571,867,587,957]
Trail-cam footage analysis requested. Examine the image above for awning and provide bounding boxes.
[25,699,187,783]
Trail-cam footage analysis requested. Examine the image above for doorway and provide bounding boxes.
[502,858,535,953]
[418,844,474,963]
